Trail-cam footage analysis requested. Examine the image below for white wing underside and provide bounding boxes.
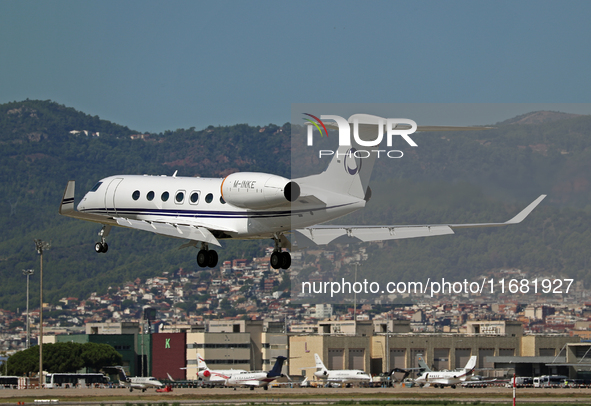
[294,195,546,246]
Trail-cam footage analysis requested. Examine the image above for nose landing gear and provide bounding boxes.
[95,225,111,253]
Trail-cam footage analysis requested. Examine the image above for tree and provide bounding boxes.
[6,342,122,375]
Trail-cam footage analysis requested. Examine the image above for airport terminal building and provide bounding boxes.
[42,318,584,380]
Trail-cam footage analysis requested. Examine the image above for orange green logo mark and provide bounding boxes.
[303,113,329,138]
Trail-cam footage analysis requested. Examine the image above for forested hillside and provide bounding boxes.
[1,100,590,310]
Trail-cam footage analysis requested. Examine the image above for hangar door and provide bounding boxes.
[348,348,364,370]
[433,348,449,370]
[479,348,495,369]
[328,349,344,370]
[390,349,406,369]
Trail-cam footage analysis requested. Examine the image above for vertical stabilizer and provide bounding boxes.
[314,353,328,373]
[197,353,207,370]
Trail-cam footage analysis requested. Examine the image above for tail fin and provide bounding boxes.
[116,367,130,383]
[197,353,207,370]
[417,354,431,372]
[464,356,477,372]
[300,114,387,201]
[314,353,328,372]
[267,356,287,378]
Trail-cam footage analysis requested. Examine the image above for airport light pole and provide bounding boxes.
[22,269,34,349]
[34,239,50,388]
[352,262,359,335]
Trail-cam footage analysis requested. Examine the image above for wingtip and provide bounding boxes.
[506,194,547,224]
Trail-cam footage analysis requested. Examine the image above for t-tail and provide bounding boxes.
[314,353,328,374]
[197,353,207,370]
[417,354,432,372]
[116,367,130,383]
[463,356,477,374]
[300,114,389,201]
[267,356,287,378]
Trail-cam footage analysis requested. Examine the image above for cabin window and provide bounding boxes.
[189,191,200,204]
[175,191,185,204]
[220,196,226,204]
[161,192,169,202]
[205,193,213,203]
[90,182,102,192]
[147,191,155,201]
[132,190,140,200]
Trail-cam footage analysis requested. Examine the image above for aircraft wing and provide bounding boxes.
[114,217,223,247]
[294,195,545,246]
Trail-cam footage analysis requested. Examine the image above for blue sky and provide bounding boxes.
[2,0,591,133]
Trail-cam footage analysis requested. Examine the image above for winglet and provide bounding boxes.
[505,194,546,224]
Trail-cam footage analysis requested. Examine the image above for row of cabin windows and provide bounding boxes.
[131,190,225,204]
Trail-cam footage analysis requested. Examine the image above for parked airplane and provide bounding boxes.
[59,114,546,269]
[190,353,247,386]
[415,356,477,389]
[224,356,287,390]
[313,353,372,385]
[112,367,164,392]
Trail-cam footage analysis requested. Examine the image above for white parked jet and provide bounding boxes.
[114,367,164,392]
[187,353,247,386]
[59,115,546,269]
[313,353,372,385]
[224,356,287,390]
[415,356,477,389]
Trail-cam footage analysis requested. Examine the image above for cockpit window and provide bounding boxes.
[90,182,102,192]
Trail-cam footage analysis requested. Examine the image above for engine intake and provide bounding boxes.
[221,172,300,209]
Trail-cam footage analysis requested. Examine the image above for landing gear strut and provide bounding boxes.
[270,234,291,269]
[95,225,111,253]
[196,243,218,268]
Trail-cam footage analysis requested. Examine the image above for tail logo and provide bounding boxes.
[344,148,362,175]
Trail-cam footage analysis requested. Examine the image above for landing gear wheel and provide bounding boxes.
[250,386,254,391]
[197,250,208,267]
[95,242,108,253]
[263,385,268,391]
[280,251,291,269]
[207,250,218,268]
[270,252,281,269]
[129,388,133,392]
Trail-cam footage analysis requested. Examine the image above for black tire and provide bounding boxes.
[263,385,268,390]
[129,388,133,392]
[197,250,208,267]
[280,251,291,269]
[102,242,108,253]
[95,242,103,253]
[250,386,254,391]
[270,252,281,269]
[207,250,218,268]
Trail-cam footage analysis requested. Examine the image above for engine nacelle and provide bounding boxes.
[221,172,300,209]
[199,370,211,379]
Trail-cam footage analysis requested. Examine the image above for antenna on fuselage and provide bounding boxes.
[172,170,178,178]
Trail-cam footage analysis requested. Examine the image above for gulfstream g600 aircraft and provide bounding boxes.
[59,115,546,269]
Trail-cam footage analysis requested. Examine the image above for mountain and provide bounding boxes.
[0,100,590,310]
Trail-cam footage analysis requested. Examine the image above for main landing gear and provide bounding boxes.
[270,234,291,270]
[196,243,218,268]
[95,225,111,253]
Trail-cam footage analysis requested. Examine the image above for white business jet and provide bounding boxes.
[414,356,477,389]
[313,353,372,385]
[59,114,546,269]
[186,353,247,386]
[224,356,287,390]
[113,367,164,392]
